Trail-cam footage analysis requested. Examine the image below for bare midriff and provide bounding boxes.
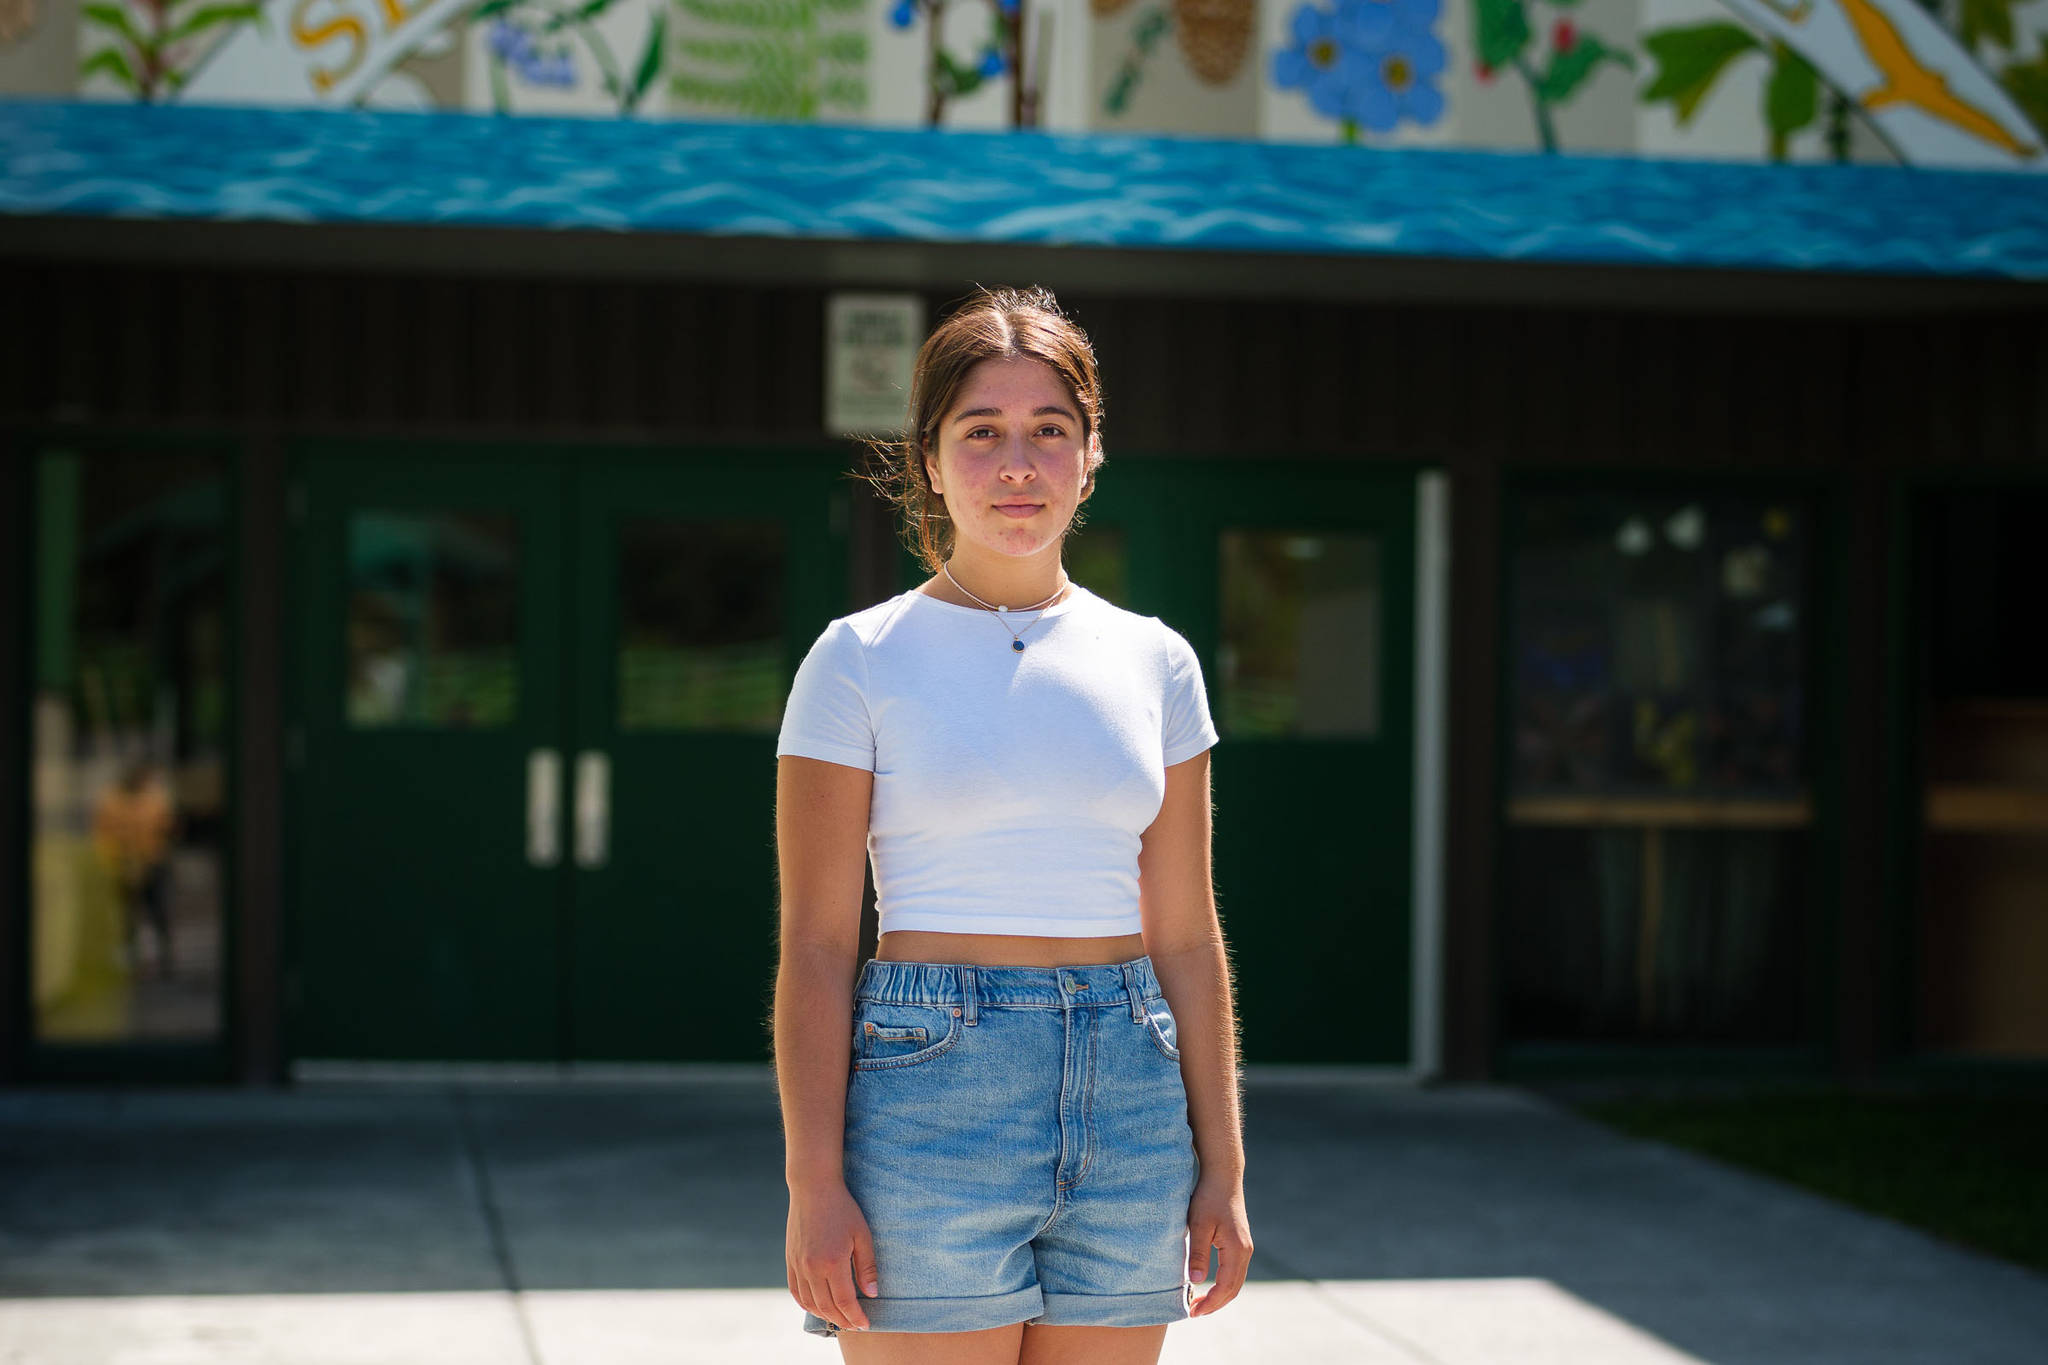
[875,930,1149,968]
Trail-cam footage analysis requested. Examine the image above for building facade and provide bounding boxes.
[3,0,2047,1084]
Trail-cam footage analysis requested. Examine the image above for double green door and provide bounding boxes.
[903,460,1420,1065]
[292,448,1416,1066]
[291,447,848,1063]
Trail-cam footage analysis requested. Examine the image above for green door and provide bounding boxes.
[564,459,846,1060]
[293,447,848,1063]
[904,460,1418,1063]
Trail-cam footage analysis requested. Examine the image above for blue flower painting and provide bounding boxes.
[1273,0,1447,140]
[491,20,577,91]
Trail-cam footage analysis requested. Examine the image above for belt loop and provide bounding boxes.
[1121,961,1143,1022]
[961,966,978,1026]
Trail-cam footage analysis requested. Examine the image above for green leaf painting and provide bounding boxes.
[671,0,868,120]
[1636,17,1928,161]
[1763,39,1819,159]
[1103,3,1171,117]
[80,0,264,101]
[1469,0,1630,153]
[78,46,143,95]
[1959,0,2018,54]
[81,2,148,50]
[2001,41,2048,136]
[631,8,669,106]
[1641,22,1761,126]
[166,4,264,48]
[1534,32,1631,105]
[1474,0,1531,71]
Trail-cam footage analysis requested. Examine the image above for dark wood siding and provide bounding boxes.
[5,261,2044,472]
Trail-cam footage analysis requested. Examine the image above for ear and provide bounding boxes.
[923,440,942,497]
[1078,430,1102,503]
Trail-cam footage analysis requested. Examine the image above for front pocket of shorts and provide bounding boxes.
[850,1001,963,1070]
[1141,996,1182,1061]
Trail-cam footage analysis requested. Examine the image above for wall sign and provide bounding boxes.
[826,293,924,440]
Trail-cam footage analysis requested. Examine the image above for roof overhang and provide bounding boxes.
[3,98,2045,314]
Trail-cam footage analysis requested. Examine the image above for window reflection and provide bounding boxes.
[1504,490,1812,1045]
[1219,530,1380,738]
[32,449,229,1045]
[347,512,518,728]
[618,519,785,731]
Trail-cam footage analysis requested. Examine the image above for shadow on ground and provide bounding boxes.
[3,1075,2044,1363]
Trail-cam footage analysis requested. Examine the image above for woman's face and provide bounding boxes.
[925,355,1099,567]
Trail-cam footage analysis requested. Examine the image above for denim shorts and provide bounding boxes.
[801,954,1199,1337]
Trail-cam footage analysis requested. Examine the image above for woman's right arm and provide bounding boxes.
[773,752,878,1334]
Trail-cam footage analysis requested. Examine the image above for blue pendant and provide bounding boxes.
[1012,639,1025,652]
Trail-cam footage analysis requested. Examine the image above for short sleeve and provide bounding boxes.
[776,618,875,771]
[1158,620,1220,766]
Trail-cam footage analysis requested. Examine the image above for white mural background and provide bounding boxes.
[0,0,2042,167]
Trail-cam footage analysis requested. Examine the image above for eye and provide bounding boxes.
[963,424,1066,440]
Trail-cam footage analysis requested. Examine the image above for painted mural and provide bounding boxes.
[0,0,2041,168]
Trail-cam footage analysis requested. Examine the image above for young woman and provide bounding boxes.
[773,285,1251,1365]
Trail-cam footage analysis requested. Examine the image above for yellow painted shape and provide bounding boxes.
[1835,0,2039,157]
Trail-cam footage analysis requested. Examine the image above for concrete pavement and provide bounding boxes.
[2,1071,2044,1364]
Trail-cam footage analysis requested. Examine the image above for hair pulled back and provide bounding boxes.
[859,284,1106,576]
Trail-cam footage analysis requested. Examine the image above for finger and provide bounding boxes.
[1186,1228,1213,1283]
[799,1274,847,1333]
[792,1276,823,1327]
[1191,1243,1251,1316]
[853,1225,881,1299]
[826,1263,871,1332]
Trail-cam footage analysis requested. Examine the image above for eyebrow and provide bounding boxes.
[950,404,1078,424]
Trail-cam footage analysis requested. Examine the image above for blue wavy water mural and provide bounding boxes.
[2,98,2045,278]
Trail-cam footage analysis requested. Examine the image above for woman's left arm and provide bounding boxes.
[1138,746,1252,1317]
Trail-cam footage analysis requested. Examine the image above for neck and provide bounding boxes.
[940,552,1067,611]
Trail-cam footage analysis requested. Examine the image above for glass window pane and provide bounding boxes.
[1510,494,1806,797]
[347,512,518,729]
[1916,487,2048,1058]
[1219,530,1380,738]
[33,448,230,1046]
[1503,490,1813,1045]
[619,519,785,732]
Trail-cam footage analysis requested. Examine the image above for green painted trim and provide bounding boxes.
[5,434,29,1081]
[1804,479,1849,1068]
[1878,476,1920,1064]
[32,453,78,694]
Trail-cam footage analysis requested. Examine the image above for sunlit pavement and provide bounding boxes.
[3,1072,2044,1364]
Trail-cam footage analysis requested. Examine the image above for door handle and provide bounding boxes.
[527,748,562,867]
[575,750,610,869]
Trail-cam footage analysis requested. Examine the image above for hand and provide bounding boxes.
[786,1181,880,1333]
[1185,1173,1252,1317]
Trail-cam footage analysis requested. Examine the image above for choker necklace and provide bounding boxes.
[941,563,1069,653]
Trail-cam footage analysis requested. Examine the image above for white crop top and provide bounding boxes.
[774,583,1220,937]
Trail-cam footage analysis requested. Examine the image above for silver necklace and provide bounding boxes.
[941,562,1069,653]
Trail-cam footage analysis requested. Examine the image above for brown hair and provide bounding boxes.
[858,284,1107,576]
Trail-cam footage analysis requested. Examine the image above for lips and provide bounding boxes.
[995,502,1042,518]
